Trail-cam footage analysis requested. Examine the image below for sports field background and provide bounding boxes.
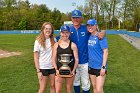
[0,34,140,93]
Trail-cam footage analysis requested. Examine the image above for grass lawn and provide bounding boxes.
[0,34,140,93]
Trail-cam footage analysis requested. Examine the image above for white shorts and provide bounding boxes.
[73,63,90,91]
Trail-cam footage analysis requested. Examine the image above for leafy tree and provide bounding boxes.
[2,0,17,7]
[51,8,63,29]
[18,18,28,30]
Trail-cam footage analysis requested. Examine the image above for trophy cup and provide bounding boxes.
[58,54,73,77]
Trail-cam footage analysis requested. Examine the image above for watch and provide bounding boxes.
[102,66,106,69]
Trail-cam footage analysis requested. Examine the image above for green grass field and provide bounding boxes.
[0,34,140,93]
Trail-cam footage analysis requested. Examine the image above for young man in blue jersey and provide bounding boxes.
[87,18,108,93]
[70,10,105,93]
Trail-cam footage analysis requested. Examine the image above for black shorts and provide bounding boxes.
[40,68,55,76]
[88,67,107,77]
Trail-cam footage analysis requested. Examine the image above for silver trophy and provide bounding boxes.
[58,54,73,77]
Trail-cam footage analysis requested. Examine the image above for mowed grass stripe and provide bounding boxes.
[105,35,140,93]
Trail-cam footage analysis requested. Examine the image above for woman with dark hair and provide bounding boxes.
[52,25,78,93]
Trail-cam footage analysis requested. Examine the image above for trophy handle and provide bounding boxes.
[69,58,73,63]
[58,58,61,62]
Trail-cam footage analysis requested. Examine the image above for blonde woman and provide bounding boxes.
[87,19,108,93]
[34,22,56,93]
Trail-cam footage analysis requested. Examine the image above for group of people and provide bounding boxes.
[33,10,108,93]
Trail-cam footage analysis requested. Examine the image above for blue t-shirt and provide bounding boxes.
[88,34,108,69]
[70,24,90,64]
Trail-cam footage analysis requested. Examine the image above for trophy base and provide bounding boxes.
[58,74,73,78]
[59,69,70,75]
[58,69,73,77]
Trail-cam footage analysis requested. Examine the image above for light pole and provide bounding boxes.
[72,2,76,9]
[117,18,122,30]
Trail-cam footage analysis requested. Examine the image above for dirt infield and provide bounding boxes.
[0,50,21,58]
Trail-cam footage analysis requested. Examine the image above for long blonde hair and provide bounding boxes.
[36,22,55,49]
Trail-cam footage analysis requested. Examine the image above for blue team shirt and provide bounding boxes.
[88,33,108,69]
[70,24,90,64]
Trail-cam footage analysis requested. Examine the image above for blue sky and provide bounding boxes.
[28,0,85,13]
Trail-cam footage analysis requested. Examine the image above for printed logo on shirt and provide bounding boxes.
[71,31,73,34]
[81,32,85,36]
[88,40,96,46]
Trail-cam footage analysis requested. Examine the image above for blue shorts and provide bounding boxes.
[40,68,55,76]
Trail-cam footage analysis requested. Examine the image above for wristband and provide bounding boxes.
[37,69,40,73]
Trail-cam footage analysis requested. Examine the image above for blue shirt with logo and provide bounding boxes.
[70,24,90,64]
[88,34,108,69]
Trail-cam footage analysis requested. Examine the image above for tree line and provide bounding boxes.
[0,0,70,30]
[79,0,140,31]
[0,0,140,31]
